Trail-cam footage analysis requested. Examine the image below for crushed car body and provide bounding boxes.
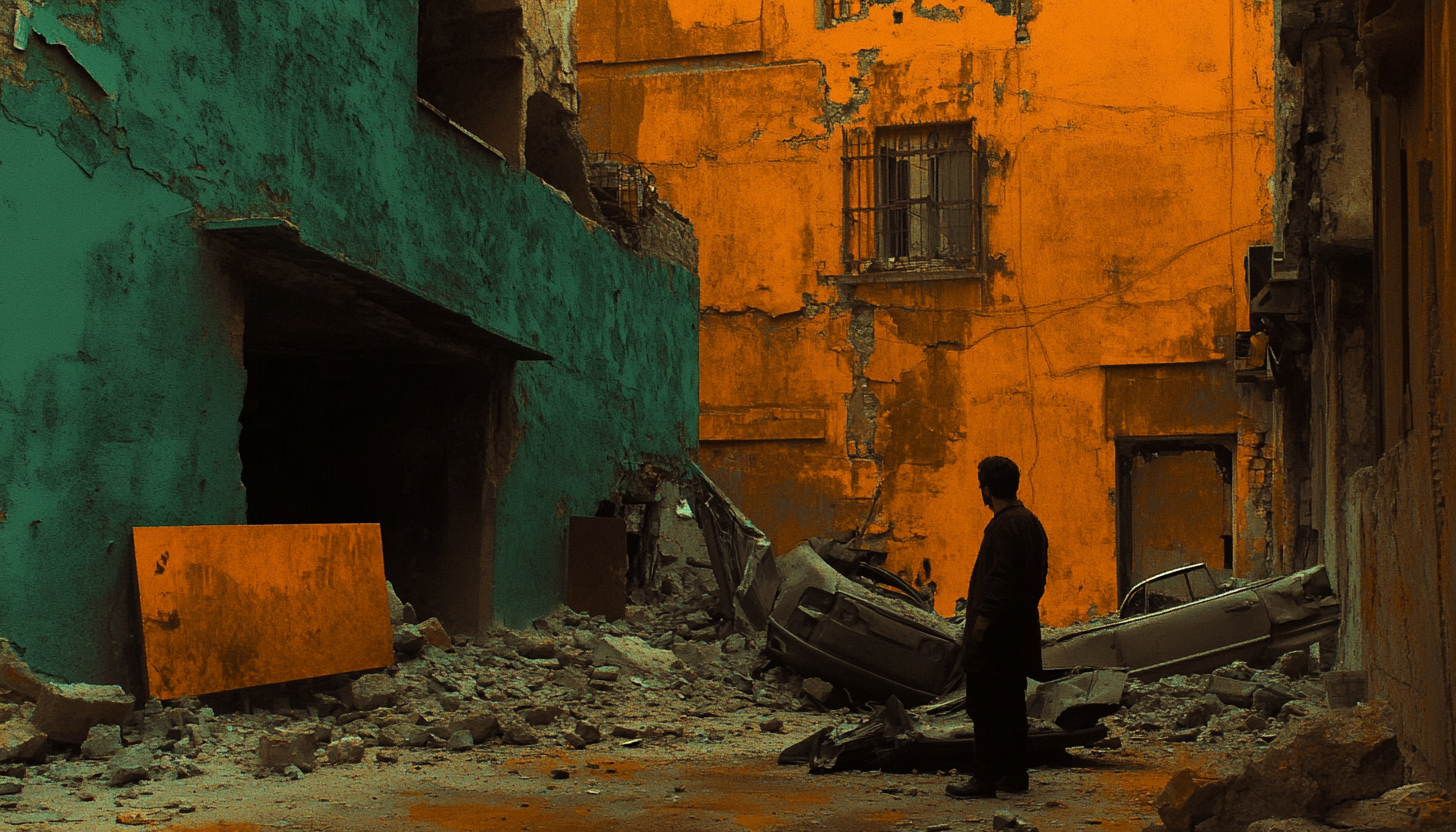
[1042,563,1340,680]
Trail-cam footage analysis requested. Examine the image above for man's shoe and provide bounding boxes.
[995,774,1030,793]
[945,776,998,799]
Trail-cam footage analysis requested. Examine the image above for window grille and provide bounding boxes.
[824,0,856,22]
[842,122,982,273]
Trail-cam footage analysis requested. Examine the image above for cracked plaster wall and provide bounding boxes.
[577,0,1274,624]
[1275,0,1456,786]
[0,0,698,687]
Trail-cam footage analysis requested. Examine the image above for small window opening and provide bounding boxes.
[417,0,525,166]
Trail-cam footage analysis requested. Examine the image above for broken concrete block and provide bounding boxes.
[1244,820,1335,832]
[564,731,587,749]
[1156,769,1230,832]
[417,618,451,651]
[1177,694,1225,729]
[445,730,473,751]
[1198,704,1405,832]
[591,635,680,675]
[573,721,602,745]
[393,624,426,656]
[378,723,428,748]
[325,738,365,765]
[1323,670,1367,709]
[30,683,133,745]
[0,722,46,764]
[1205,675,1257,708]
[759,718,784,734]
[589,666,620,682]
[257,728,317,773]
[386,581,405,627]
[0,641,51,701]
[503,724,539,745]
[347,674,399,711]
[511,634,558,660]
[1274,650,1309,679]
[1253,683,1298,717]
[723,634,747,654]
[106,745,153,787]
[522,705,567,726]
[800,677,834,703]
[0,777,20,796]
[80,725,123,759]
[1322,782,1456,831]
[446,712,500,744]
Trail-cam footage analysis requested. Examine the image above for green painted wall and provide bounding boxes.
[0,0,698,686]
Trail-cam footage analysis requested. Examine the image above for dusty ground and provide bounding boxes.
[3,718,1225,832]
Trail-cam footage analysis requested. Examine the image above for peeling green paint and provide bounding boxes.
[0,0,698,686]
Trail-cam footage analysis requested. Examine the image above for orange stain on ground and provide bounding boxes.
[159,824,264,832]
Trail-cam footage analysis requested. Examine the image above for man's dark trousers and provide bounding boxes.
[966,668,1027,784]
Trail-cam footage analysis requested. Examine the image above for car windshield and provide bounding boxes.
[1120,564,1219,618]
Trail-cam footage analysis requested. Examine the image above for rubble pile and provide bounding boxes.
[0,563,834,800]
[1153,703,1455,832]
[1104,654,1330,748]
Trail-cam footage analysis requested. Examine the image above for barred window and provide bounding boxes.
[823,0,856,22]
[842,123,982,273]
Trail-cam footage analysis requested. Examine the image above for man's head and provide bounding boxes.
[977,456,1020,507]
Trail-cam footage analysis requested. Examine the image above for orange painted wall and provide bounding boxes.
[578,0,1274,625]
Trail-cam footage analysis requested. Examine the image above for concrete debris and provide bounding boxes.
[106,745,153,787]
[418,618,452,651]
[503,724,540,745]
[80,724,124,759]
[31,683,134,745]
[386,581,406,627]
[257,727,318,773]
[325,737,366,764]
[0,777,20,796]
[393,624,426,657]
[800,678,834,704]
[993,810,1038,831]
[0,721,46,764]
[0,640,52,701]
[591,635,682,675]
[1155,704,1406,832]
[1322,782,1456,831]
[347,674,399,711]
[445,730,474,751]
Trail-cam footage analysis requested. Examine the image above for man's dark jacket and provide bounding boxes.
[963,501,1048,678]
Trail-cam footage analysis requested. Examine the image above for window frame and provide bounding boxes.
[841,121,985,277]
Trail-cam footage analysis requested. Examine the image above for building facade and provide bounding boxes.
[1270,0,1455,786]
[0,0,698,689]
[577,0,1276,623]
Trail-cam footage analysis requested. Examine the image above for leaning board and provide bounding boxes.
[132,524,394,699]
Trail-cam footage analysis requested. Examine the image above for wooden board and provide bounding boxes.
[132,524,394,699]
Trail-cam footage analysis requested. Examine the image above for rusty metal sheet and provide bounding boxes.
[565,517,628,620]
[132,524,394,699]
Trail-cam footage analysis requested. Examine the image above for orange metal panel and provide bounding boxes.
[132,524,394,699]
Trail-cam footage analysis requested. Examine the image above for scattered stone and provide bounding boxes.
[107,746,153,787]
[326,737,366,765]
[722,634,747,654]
[574,722,602,745]
[393,624,426,656]
[993,810,1037,831]
[386,581,406,626]
[30,683,133,745]
[503,724,539,746]
[1274,651,1310,679]
[378,724,429,748]
[564,732,587,749]
[418,618,452,651]
[0,722,46,763]
[446,712,501,743]
[1177,694,1225,729]
[375,749,401,764]
[0,777,20,796]
[0,639,51,700]
[1205,675,1256,708]
[348,674,399,711]
[759,718,784,734]
[522,705,567,726]
[445,730,474,751]
[800,677,834,703]
[80,724,123,759]
[283,764,304,780]
[551,768,570,780]
[1253,683,1298,717]
[590,666,620,682]
[591,635,680,675]
[1322,782,1456,831]
[257,728,317,773]
[513,634,558,660]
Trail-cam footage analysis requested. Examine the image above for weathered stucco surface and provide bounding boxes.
[0,0,698,687]
[577,0,1274,623]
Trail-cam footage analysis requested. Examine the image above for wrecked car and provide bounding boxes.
[1042,563,1340,680]
[778,670,1126,773]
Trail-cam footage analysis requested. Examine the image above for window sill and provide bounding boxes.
[831,268,982,285]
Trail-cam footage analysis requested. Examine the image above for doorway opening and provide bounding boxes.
[1115,436,1236,600]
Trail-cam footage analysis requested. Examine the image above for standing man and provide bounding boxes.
[947,456,1049,799]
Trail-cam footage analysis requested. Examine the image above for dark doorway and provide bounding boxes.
[210,222,536,637]
[1116,437,1236,600]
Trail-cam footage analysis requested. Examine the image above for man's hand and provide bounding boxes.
[966,614,992,651]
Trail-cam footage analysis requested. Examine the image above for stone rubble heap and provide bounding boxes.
[0,562,830,801]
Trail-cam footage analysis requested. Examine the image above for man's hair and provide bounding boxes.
[977,456,1020,500]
